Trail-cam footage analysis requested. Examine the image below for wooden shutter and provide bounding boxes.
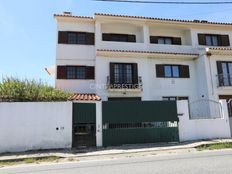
[110,63,115,84]
[198,34,206,45]
[172,37,182,45]
[58,31,68,44]
[220,35,230,46]
[128,35,136,42]
[179,65,190,78]
[216,61,222,74]
[102,33,111,41]
[217,61,223,86]
[132,63,138,84]
[57,66,67,79]
[85,66,95,79]
[150,36,159,44]
[156,65,165,77]
[86,33,95,45]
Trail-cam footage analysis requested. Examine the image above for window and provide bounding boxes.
[217,61,232,86]
[156,64,189,78]
[150,36,181,45]
[76,67,86,79]
[158,37,172,45]
[110,63,138,86]
[102,33,136,42]
[113,64,133,84]
[66,66,76,79]
[164,65,180,78]
[58,31,95,45]
[56,66,94,79]
[205,35,219,46]
[68,32,86,44]
[198,34,230,46]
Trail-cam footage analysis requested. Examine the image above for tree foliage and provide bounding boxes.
[0,77,71,102]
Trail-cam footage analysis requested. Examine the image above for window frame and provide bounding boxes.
[113,63,134,84]
[158,37,173,45]
[67,32,87,45]
[164,65,180,78]
[65,66,93,80]
[205,34,219,46]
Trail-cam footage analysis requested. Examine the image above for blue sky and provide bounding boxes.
[0,0,232,86]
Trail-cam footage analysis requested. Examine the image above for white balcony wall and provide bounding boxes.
[149,27,192,45]
[148,44,198,54]
[101,23,144,42]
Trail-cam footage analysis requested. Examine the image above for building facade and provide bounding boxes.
[54,12,232,105]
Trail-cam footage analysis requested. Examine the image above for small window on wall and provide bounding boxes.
[156,64,190,78]
[58,31,95,45]
[198,34,230,46]
[57,66,94,79]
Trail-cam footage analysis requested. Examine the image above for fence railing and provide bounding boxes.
[189,99,222,119]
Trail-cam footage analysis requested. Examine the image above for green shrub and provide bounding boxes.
[0,77,72,102]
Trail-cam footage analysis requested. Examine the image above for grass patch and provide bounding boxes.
[196,142,232,151]
[0,156,61,167]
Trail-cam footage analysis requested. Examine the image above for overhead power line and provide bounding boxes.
[94,0,232,5]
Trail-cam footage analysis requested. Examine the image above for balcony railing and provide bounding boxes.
[107,76,143,91]
[217,74,232,87]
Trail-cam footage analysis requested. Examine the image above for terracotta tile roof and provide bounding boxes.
[208,47,232,51]
[54,12,232,26]
[94,13,232,26]
[97,49,199,56]
[68,93,101,101]
[54,14,93,19]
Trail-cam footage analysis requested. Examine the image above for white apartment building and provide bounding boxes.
[54,12,232,107]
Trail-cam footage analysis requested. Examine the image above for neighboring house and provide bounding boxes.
[54,12,232,106]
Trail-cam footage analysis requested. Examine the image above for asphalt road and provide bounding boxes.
[1,150,232,174]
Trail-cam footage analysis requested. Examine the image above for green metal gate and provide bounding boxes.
[102,101,179,146]
[73,103,96,148]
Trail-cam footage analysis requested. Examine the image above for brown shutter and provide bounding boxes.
[132,63,138,84]
[102,33,111,41]
[217,61,222,74]
[220,35,230,46]
[86,33,95,45]
[128,35,136,42]
[110,63,115,84]
[150,36,159,44]
[85,66,95,79]
[180,65,190,78]
[217,61,223,86]
[58,31,68,44]
[198,34,206,45]
[156,65,165,77]
[172,37,182,45]
[57,66,67,79]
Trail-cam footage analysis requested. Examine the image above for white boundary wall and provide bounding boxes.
[0,102,72,153]
[178,100,231,142]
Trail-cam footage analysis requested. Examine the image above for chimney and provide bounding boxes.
[63,11,72,16]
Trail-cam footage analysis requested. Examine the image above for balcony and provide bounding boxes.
[217,74,232,87]
[107,76,143,92]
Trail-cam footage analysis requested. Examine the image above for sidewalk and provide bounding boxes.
[1,139,232,162]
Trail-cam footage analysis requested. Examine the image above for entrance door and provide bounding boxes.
[73,123,96,148]
[72,103,96,148]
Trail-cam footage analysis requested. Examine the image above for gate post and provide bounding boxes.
[96,101,103,147]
